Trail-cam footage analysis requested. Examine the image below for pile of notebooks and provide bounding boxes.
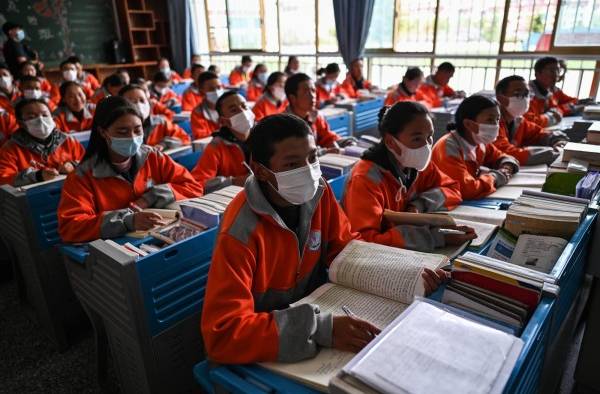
[319,153,360,179]
[504,190,588,239]
[174,185,243,230]
[583,104,600,120]
[586,122,600,144]
[563,141,600,166]
[104,240,163,259]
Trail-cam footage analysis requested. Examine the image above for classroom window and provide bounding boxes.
[205,0,229,52]
[365,0,394,49]
[278,0,316,54]
[394,0,436,52]
[263,0,280,52]
[189,0,210,54]
[369,57,432,89]
[317,0,338,52]
[502,0,558,52]
[226,0,262,50]
[554,0,600,47]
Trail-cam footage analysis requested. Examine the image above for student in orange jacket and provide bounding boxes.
[201,113,448,364]
[246,63,268,102]
[0,64,18,114]
[157,57,183,84]
[0,108,18,144]
[149,71,181,110]
[385,67,429,107]
[181,64,207,111]
[191,91,253,192]
[90,73,126,104]
[182,55,203,79]
[15,75,56,111]
[525,56,583,127]
[252,72,287,121]
[339,58,373,99]
[53,81,95,132]
[191,71,223,140]
[493,75,567,165]
[284,55,300,76]
[315,63,343,108]
[416,62,465,108]
[228,55,252,87]
[17,60,58,106]
[343,101,471,252]
[151,99,175,121]
[285,73,342,153]
[0,98,84,186]
[58,96,202,243]
[67,55,101,92]
[120,84,190,150]
[432,95,520,200]
[55,60,94,99]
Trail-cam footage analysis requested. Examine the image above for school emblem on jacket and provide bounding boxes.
[308,230,321,251]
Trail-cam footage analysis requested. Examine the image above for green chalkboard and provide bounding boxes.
[0,0,116,67]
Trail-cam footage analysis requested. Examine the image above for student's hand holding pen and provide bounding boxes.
[439,225,477,246]
[133,211,167,231]
[40,168,60,181]
[332,310,381,353]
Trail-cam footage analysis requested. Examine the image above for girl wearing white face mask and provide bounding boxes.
[493,75,567,166]
[343,101,474,252]
[432,94,520,200]
[149,71,181,110]
[0,66,18,113]
[191,72,223,139]
[120,84,190,151]
[246,63,268,102]
[54,81,96,132]
[252,71,288,121]
[0,98,85,186]
[59,60,94,99]
[315,63,342,108]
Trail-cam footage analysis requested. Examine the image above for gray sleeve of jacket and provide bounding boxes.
[100,208,135,239]
[409,187,448,213]
[524,147,559,166]
[142,183,176,208]
[395,225,445,251]
[13,168,39,187]
[489,170,509,188]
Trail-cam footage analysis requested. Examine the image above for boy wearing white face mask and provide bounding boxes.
[0,63,18,115]
[191,91,253,192]
[119,84,190,151]
[201,113,449,364]
[343,102,473,252]
[149,71,181,110]
[432,95,520,200]
[17,75,56,111]
[191,71,224,140]
[58,60,94,99]
[252,71,287,121]
[246,63,268,102]
[493,75,567,166]
[156,57,183,84]
[0,98,84,186]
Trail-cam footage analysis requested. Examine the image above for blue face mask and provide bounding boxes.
[15,30,25,41]
[110,134,144,157]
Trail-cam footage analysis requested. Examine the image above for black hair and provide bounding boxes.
[153,71,170,83]
[215,90,239,116]
[377,101,431,137]
[247,113,312,167]
[316,63,340,77]
[448,94,499,136]
[266,71,285,88]
[350,58,363,66]
[534,56,559,74]
[191,63,205,74]
[197,71,219,89]
[3,22,22,35]
[66,55,81,65]
[17,60,38,76]
[18,75,40,85]
[59,81,84,106]
[158,57,170,63]
[132,77,146,86]
[437,62,455,73]
[60,59,76,69]
[287,56,298,65]
[404,67,424,81]
[118,83,146,97]
[83,96,142,163]
[15,98,49,120]
[102,73,126,88]
[284,72,311,98]
[495,75,525,95]
[252,63,266,76]
[242,55,252,64]
[208,65,218,73]
[0,62,9,71]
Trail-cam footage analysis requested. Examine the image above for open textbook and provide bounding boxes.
[260,240,448,392]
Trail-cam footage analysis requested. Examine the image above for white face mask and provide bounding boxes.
[474,123,500,145]
[271,86,285,101]
[155,86,168,95]
[229,109,255,136]
[160,67,171,76]
[206,89,224,105]
[0,75,13,90]
[506,96,529,118]
[387,137,432,171]
[257,72,268,85]
[135,101,151,119]
[25,115,55,139]
[63,69,77,81]
[23,89,42,99]
[267,160,322,205]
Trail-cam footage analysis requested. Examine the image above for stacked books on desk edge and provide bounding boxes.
[319,154,360,179]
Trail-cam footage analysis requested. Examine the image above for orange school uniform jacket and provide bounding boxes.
[0,90,18,115]
[228,66,250,87]
[285,107,340,149]
[191,102,220,140]
[53,103,95,132]
[416,75,456,108]
[168,71,184,84]
[144,115,190,149]
[339,74,372,99]
[342,149,462,252]
[182,67,192,79]
[181,85,203,111]
[252,92,286,121]
[89,87,109,105]
[315,77,341,107]
[82,72,101,91]
[201,176,356,364]
[151,99,175,121]
[524,80,578,127]
[493,117,564,166]
[384,83,431,107]
[432,131,520,200]
[191,129,249,193]
[150,86,181,109]
[246,80,264,102]
[0,129,85,186]
[58,145,203,243]
[0,109,18,145]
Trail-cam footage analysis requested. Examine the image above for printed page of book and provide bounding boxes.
[488,186,542,200]
[454,218,498,247]
[510,234,568,274]
[446,205,507,226]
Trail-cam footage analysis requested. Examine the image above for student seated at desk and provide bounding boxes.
[191,72,224,140]
[252,72,287,121]
[57,96,202,243]
[0,106,18,144]
[90,73,126,104]
[494,75,567,166]
[191,91,253,192]
[56,59,94,99]
[208,64,220,76]
[525,56,585,127]
[17,60,58,106]
[385,67,427,106]
[285,73,342,154]
[229,55,252,88]
[315,63,342,107]
[0,98,84,186]
[16,75,56,111]
[67,55,101,93]
[246,63,268,102]
[157,57,183,84]
[181,64,207,111]
[149,71,181,110]
[343,102,471,252]
[116,68,131,85]
[53,81,95,132]
[182,54,203,79]
[284,55,300,76]
[120,84,190,150]
[0,63,18,114]
[339,58,373,99]
[432,95,520,200]
[417,62,465,108]
[201,113,448,364]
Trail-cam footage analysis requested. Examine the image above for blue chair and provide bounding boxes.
[172,82,192,96]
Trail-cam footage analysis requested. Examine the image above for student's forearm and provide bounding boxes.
[395,225,445,252]
[99,209,135,239]
[409,188,450,213]
[524,147,558,166]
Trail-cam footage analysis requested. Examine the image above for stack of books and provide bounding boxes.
[583,104,600,120]
[318,153,360,179]
[563,142,600,166]
[586,121,600,144]
[175,185,243,229]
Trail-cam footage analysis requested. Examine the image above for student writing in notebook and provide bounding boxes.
[343,101,473,252]
[432,95,520,200]
[252,72,287,121]
[201,113,447,364]
[191,91,253,192]
[57,96,202,243]
[190,71,224,140]
[53,81,95,132]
